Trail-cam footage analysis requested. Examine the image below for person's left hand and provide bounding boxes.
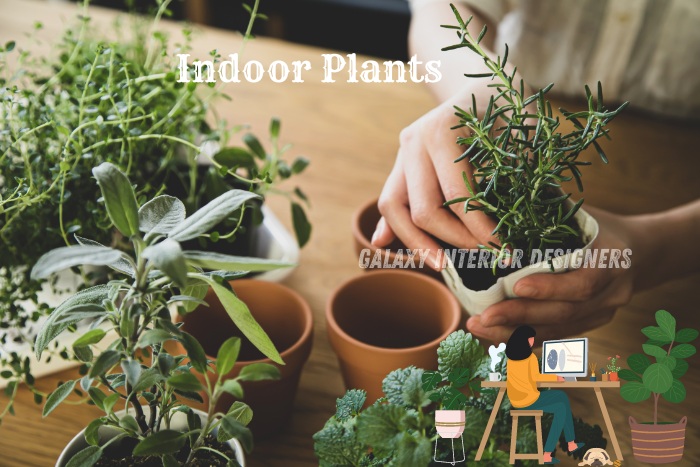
[466,206,643,342]
[556,376,565,382]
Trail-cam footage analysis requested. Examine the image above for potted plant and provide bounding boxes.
[606,355,621,382]
[168,279,314,438]
[0,0,310,420]
[437,7,627,314]
[31,162,291,465]
[314,330,608,465]
[588,362,597,382]
[618,309,697,464]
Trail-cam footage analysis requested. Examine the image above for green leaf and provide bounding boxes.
[162,454,180,467]
[395,433,432,467]
[618,369,641,382]
[73,329,107,348]
[133,368,166,392]
[138,195,186,235]
[137,329,173,348]
[642,363,673,394]
[133,430,186,456]
[84,418,104,446]
[670,343,696,359]
[103,393,120,414]
[220,415,254,453]
[183,251,294,272]
[437,330,485,378]
[121,359,142,388]
[88,388,107,411]
[447,367,471,388]
[214,147,256,169]
[642,344,667,361]
[167,372,203,392]
[243,133,266,159]
[4,41,16,52]
[641,326,670,343]
[197,276,282,364]
[43,380,76,416]
[662,379,686,404]
[442,386,468,410]
[335,389,366,421]
[119,414,140,433]
[65,445,102,467]
[238,363,280,382]
[227,401,253,426]
[291,202,311,248]
[143,238,188,288]
[169,190,260,242]
[89,350,121,378]
[30,245,122,280]
[356,404,405,456]
[269,118,280,139]
[74,236,134,276]
[179,332,208,373]
[216,337,241,376]
[620,381,651,403]
[660,355,676,371]
[675,328,699,344]
[291,157,310,174]
[655,309,676,341]
[92,162,140,237]
[221,379,244,398]
[672,359,689,379]
[421,370,442,392]
[627,353,651,374]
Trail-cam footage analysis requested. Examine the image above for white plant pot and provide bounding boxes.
[435,410,466,439]
[56,407,245,467]
[441,207,599,315]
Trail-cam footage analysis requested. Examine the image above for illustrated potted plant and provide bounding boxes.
[606,355,621,382]
[314,330,607,465]
[0,0,310,420]
[437,7,627,314]
[30,162,291,465]
[618,309,697,464]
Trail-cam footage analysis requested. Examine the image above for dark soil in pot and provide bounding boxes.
[93,435,236,467]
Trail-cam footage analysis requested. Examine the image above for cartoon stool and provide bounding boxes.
[510,410,544,464]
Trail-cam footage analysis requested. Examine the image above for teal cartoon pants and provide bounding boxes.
[523,390,575,452]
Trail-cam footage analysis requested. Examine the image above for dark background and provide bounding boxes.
[89,0,412,60]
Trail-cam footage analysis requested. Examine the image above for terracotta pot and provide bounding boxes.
[608,371,619,382]
[172,280,313,439]
[56,407,245,466]
[352,198,442,279]
[602,374,609,381]
[435,410,466,439]
[629,416,687,463]
[326,270,461,405]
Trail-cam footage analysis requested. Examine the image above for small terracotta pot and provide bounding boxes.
[435,410,466,439]
[608,371,619,382]
[352,198,442,279]
[602,373,609,382]
[326,270,461,405]
[171,280,313,439]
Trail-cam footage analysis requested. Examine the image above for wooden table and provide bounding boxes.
[476,381,622,462]
[1,1,699,466]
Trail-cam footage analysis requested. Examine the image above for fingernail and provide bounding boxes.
[482,315,506,327]
[371,218,385,246]
[515,284,537,298]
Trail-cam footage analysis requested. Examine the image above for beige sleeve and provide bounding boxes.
[407,0,510,26]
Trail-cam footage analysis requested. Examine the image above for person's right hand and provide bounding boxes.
[372,83,503,269]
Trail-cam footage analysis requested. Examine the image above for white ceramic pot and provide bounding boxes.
[441,207,599,315]
[56,407,245,467]
[435,410,466,439]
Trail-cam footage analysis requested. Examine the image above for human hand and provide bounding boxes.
[371,83,508,268]
[556,376,565,382]
[467,206,643,342]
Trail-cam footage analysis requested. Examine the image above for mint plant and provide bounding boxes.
[30,162,290,465]
[619,309,698,424]
[441,6,627,268]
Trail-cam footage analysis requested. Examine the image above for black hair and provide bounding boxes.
[505,325,536,361]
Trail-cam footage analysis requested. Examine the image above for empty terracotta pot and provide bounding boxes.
[326,270,461,405]
[352,198,442,279]
[172,279,313,439]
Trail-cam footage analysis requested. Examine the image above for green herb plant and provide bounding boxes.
[0,0,310,421]
[30,162,290,466]
[619,309,698,424]
[314,331,606,466]
[442,5,627,270]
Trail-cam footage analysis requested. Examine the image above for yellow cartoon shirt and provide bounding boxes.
[506,354,558,408]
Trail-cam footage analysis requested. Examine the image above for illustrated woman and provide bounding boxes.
[505,325,584,464]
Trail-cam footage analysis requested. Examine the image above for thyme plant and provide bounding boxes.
[442,5,628,266]
[31,162,289,466]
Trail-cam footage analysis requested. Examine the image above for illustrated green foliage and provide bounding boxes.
[619,309,697,423]
[314,331,606,466]
[441,7,627,266]
[32,163,287,465]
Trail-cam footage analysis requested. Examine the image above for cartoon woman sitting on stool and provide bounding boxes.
[506,325,586,464]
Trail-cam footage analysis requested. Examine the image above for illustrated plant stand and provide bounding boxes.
[434,410,467,465]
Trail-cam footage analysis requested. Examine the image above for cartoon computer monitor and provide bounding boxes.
[541,338,588,381]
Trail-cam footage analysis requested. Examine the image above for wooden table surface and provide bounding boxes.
[1,1,699,466]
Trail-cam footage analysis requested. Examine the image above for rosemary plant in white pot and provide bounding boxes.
[31,162,291,466]
[439,7,628,314]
